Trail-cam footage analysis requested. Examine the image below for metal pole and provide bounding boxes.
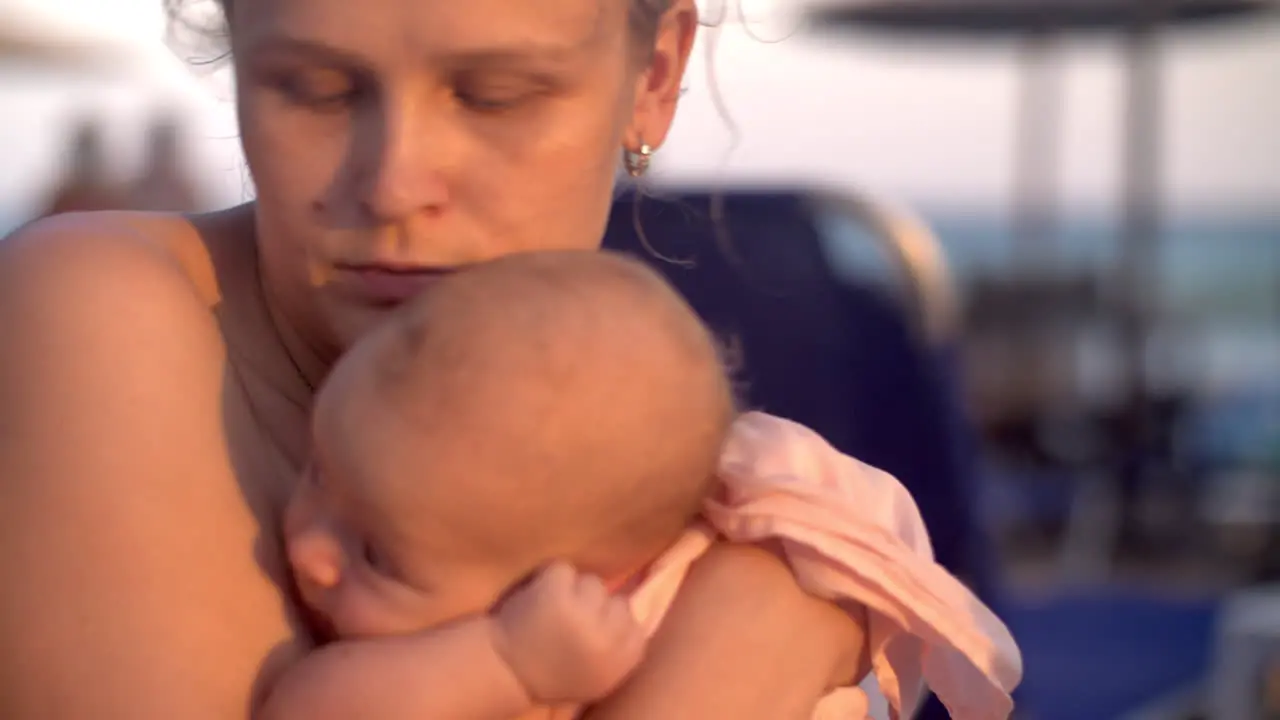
[1113,0,1169,554]
[1118,3,1166,415]
[1008,20,1068,420]
[1012,26,1064,269]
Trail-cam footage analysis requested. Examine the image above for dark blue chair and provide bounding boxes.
[603,189,1005,719]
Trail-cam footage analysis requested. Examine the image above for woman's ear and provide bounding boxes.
[625,0,699,150]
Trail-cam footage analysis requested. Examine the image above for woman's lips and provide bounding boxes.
[331,265,455,305]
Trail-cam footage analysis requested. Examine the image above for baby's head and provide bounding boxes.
[285,250,736,640]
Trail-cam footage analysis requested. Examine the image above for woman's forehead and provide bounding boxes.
[231,0,626,63]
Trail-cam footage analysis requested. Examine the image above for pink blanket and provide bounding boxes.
[628,412,1023,720]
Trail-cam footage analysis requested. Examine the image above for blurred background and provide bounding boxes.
[2,0,1277,717]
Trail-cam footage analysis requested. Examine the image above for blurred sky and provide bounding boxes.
[1,0,1277,218]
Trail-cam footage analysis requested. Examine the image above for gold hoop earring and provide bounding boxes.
[623,142,654,178]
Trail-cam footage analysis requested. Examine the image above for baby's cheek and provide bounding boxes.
[331,603,400,639]
[328,582,441,639]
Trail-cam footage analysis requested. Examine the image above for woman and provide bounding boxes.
[0,0,867,717]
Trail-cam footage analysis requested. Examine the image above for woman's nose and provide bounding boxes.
[354,94,455,223]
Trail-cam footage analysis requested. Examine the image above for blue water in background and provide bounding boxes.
[825,209,1280,315]
[929,211,1279,310]
[824,209,1280,396]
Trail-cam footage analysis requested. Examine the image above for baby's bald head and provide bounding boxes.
[361,250,736,578]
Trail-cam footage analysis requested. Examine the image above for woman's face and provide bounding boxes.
[232,0,695,356]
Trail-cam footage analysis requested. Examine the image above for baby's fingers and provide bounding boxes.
[571,571,609,610]
[603,599,645,651]
[537,560,579,591]
[607,625,647,681]
[599,596,637,630]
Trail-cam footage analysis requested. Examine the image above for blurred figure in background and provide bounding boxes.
[127,112,202,212]
[38,116,127,217]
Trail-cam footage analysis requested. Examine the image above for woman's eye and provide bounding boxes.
[453,73,550,114]
[275,71,361,110]
[454,88,526,113]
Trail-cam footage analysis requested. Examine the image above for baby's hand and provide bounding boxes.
[493,561,646,704]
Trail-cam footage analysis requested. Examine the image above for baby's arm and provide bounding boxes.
[258,562,645,720]
[256,616,531,720]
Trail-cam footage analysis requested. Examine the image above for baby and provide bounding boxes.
[262,250,743,720]
[260,249,1022,720]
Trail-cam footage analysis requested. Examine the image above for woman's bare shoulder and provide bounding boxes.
[0,208,307,719]
[0,210,229,396]
[2,209,239,306]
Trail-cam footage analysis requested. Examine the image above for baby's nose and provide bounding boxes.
[287,528,345,590]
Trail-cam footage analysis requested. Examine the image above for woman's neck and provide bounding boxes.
[258,267,332,403]
[199,205,322,475]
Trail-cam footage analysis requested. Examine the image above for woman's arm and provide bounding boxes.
[0,215,302,719]
[583,542,870,720]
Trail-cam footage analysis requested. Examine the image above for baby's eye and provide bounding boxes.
[361,541,392,575]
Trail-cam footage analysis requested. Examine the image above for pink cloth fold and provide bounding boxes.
[628,411,1023,720]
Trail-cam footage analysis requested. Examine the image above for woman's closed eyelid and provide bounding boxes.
[455,91,534,113]
[281,73,360,105]
[257,64,365,111]
[451,68,558,106]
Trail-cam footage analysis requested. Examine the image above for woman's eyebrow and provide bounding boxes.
[240,35,369,69]
[242,34,587,70]
[441,41,587,69]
